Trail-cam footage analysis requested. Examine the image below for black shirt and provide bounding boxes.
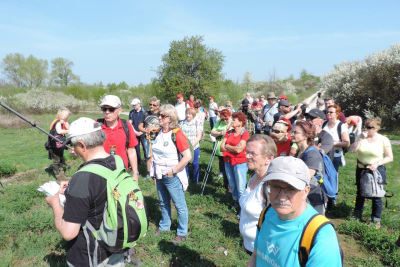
[63,156,116,266]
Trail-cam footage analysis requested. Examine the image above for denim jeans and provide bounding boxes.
[224,162,248,201]
[354,165,386,221]
[209,116,217,131]
[329,156,342,204]
[156,175,188,236]
[186,148,200,183]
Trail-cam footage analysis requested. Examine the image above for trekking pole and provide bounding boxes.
[0,101,70,149]
[200,140,218,195]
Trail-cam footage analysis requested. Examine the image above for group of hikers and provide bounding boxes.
[44,92,395,266]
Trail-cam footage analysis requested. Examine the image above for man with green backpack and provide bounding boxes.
[46,117,148,267]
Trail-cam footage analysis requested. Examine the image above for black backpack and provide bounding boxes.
[97,118,131,168]
[44,119,67,152]
[322,121,349,154]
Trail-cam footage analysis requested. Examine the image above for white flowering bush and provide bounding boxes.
[14,88,87,114]
[321,44,400,124]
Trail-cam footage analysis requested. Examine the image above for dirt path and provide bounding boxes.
[302,91,320,109]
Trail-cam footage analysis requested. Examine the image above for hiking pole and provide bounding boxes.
[200,140,218,195]
[0,101,70,149]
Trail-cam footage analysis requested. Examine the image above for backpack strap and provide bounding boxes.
[298,214,333,267]
[257,204,272,231]
[171,128,186,160]
[227,128,246,138]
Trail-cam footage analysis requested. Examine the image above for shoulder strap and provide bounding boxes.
[257,204,272,231]
[227,128,246,138]
[322,120,328,129]
[337,121,343,141]
[303,146,318,159]
[298,214,333,267]
[120,119,130,149]
[77,156,126,182]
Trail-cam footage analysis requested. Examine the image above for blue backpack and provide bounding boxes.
[304,146,338,198]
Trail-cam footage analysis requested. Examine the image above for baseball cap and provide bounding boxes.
[242,99,250,107]
[131,98,140,105]
[177,94,183,98]
[279,95,288,100]
[265,157,310,190]
[209,96,214,100]
[100,95,121,108]
[275,118,292,132]
[306,108,326,120]
[278,100,290,107]
[68,117,102,138]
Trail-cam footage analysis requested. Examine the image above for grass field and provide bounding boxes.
[0,113,399,266]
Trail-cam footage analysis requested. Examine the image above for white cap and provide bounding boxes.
[68,117,102,138]
[131,98,140,105]
[100,95,121,108]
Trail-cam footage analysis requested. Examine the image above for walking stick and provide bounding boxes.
[0,101,70,149]
[200,140,218,195]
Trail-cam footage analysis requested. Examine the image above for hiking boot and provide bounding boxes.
[171,235,187,245]
[154,228,169,236]
[350,211,362,221]
[125,250,142,266]
[368,221,381,229]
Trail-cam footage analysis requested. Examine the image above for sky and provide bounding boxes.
[1,0,400,86]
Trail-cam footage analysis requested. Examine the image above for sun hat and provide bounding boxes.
[131,98,140,105]
[267,92,277,99]
[68,117,102,138]
[100,95,121,108]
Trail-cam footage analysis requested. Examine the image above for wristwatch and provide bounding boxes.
[133,171,139,175]
[171,168,177,177]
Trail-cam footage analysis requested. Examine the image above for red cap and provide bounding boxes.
[177,94,183,98]
[279,95,288,100]
[276,117,292,132]
[209,96,213,100]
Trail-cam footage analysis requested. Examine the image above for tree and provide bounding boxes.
[50,57,79,86]
[1,53,27,87]
[117,81,129,90]
[24,55,48,87]
[156,35,225,102]
[241,72,256,93]
[1,53,48,87]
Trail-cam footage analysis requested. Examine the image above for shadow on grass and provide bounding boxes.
[144,196,161,225]
[326,201,354,219]
[43,240,68,267]
[221,219,241,238]
[158,239,216,267]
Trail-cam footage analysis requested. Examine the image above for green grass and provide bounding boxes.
[0,114,399,266]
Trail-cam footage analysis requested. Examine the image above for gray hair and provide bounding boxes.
[159,104,179,129]
[71,130,106,149]
[247,134,277,157]
[316,98,324,105]
[149,96,160,106]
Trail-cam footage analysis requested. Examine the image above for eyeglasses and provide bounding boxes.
[245,151,263,158]
[292,130,304,135]
[267,184,299,196]
[220,118,229,122]
[101,107,116,113]
[326,111,335,114]
[365,126,375,130]
[271,129,284,134]
[158,113,169,119]
[149,103,158,107]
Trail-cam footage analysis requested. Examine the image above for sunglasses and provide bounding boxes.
[326,111,335,114]
[365,126,375,130]
[101,107,116,113]
[220,118,229,122]
[149,103,158,107]
[271,129,284,134]
[158,113,169,119]
[292,130,304,135]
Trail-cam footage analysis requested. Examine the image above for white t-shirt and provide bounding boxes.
[209,102,218,117]
[323,121,348,157]
[175,102,187,121]
[239,175,266,252]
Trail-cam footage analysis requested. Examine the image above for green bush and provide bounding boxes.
[0,163,17,176]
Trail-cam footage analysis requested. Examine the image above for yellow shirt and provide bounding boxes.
[357,133,391,165]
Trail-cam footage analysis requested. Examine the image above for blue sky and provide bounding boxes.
[1,0,399,86]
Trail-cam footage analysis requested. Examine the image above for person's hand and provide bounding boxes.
[69,148,77,157]
[59,181,69,195]
[136,131,143,137]
[46,193,60,208]
[360,131,367,139]
[163,170,174,178]
[369,163,379,171]
[268,121,273,127]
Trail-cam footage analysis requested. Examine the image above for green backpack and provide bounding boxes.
[78,155,148,267]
